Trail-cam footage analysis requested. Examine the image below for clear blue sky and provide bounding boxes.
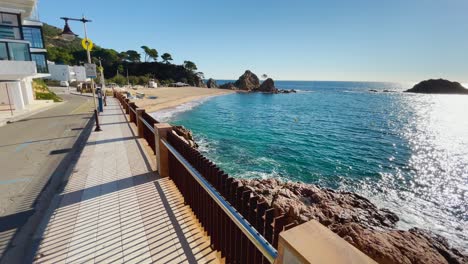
[38,0,468,82]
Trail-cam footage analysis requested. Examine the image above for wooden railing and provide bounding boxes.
[113,90,298,263]
[115,91,158,153]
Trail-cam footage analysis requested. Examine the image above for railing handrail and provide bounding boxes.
[161,138,278,263]
[139,115,155,134]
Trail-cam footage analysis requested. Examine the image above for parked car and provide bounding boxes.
[60,81,69,87]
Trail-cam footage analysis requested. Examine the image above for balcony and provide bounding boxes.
[0,39,46,76]
[0,60,36,80]
[0,40,36,80]
[0,39,31,61]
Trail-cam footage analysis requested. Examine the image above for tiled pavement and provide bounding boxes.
[33,98,219,263]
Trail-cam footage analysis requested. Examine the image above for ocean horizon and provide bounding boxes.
[151,80,468,251]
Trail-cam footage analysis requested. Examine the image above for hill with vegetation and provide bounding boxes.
[43,23,204,86]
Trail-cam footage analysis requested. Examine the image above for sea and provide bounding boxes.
[151,80,468,251]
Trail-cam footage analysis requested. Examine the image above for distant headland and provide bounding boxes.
[405,79,468,94]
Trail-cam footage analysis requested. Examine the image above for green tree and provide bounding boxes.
[161,53,173,64]
[147,48,158,61]
[109,74,127,86]
[141,46,149,62]
[117,65,124,74]
[47,47,74,64]
[183,60,197,72]
[122,50,140,62]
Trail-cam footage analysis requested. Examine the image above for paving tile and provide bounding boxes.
[33,98,221,263]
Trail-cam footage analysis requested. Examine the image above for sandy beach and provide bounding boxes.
[120,86,234,113]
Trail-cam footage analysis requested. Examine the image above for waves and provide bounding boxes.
[149,96,215,122]
[166,80,468,250]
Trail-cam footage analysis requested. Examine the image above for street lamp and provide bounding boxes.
[60,16,102,132]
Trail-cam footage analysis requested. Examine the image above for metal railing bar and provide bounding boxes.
[161,138,278,263]
[130,106,137,114]
[139,116,155,134]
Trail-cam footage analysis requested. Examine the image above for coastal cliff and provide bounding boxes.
[240,178,467,264]
[405,79,468,94]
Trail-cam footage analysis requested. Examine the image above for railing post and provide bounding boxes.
[275,220,377,264]
[136,108,145,138]
[129,102,136,123]
[124,99,130,114]
[155,123,172,177]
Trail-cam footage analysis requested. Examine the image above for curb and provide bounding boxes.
[0,102,62,128]
[70,92,94,98]
[0,112,96,264]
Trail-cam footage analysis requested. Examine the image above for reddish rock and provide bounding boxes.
[234,70,260,91]
[239,178,467,264]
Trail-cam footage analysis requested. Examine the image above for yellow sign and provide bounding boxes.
[81,38,93,51]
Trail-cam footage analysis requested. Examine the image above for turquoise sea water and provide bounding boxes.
[153,81,468,250]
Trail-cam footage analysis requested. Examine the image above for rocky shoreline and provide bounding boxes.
[239,178,467,264]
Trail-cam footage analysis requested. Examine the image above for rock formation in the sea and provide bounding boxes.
[219,82,237,90]
[405,79,468,94]
[234,70,260,91]
[278,89,296,93]
[172,125,198,148]
[239,178,467,264]
[206,78,218,88]
[256,78,278,93]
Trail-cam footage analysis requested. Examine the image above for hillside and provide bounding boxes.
[43,23,203,86]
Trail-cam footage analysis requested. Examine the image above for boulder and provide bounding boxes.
[193,77,207,88]
[405,79,468,94]
[173,125,198,148]
[239,178,467,264]
[206,78,218,88]
[219,82,237,90]
[256,78,278,93]
[234,70,260,91]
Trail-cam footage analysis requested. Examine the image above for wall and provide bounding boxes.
[47,64,71,82]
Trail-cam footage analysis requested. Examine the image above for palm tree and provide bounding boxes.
[161,53,173,64]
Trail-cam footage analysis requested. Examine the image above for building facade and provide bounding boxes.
[0,0,48,112]
[47,63,88,83]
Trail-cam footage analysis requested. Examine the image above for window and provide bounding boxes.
[0,13,19,26]
[0,12,21,40]
[23,27,44,48]
[31,53,48,73]
[8,42,30,61]
[0,43,7,60]
[0,26,21,39]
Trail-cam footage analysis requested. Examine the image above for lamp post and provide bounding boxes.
[60,16,102,132]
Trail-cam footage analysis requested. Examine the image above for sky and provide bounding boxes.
[38,0,468,82]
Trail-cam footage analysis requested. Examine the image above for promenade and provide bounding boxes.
[32,98,219,263]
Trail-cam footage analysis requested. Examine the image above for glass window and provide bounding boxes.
[8,42,31,61]
[0,13,19,26]
[22,27,44,48]
[0,43,7,60]
[31,53,48,73]
[0,25,21,39]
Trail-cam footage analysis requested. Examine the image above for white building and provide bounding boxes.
[0,0,49,111]
[47,63,88,83]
